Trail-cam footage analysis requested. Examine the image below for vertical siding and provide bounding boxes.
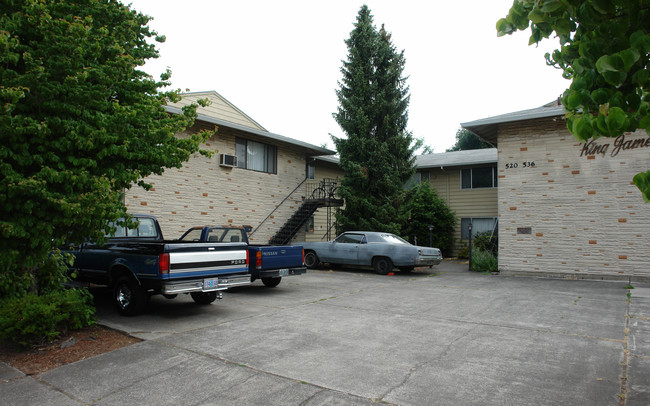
[428,167,498,256]
[497,117,650,281]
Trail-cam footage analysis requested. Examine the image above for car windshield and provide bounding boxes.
[379,233,410,245]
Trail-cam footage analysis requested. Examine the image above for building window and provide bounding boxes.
[461,166,497,189]
[307,163,315,180]
[305,216,314,232]
[460,217,498,240]
[404,171,430,189]
[235,137,277,174]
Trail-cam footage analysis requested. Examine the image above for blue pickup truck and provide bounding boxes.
[68,215,252,316]
[179,226,306,287]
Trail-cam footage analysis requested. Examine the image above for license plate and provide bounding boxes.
[203,278,220,289]
[278,269,289,276]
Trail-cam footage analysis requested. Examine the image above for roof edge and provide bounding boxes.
[461,104,566,146]
[460,105,565,128]
[165,105,336,156]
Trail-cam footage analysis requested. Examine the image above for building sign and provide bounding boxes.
[580,134,650,158]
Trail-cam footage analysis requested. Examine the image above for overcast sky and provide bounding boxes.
[126,0,570,153]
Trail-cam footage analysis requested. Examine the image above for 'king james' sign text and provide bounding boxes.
[580,134,650,158]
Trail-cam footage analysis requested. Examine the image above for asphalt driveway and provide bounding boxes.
[2,261,650,405]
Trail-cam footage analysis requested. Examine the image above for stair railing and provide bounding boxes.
[270,178,341,244]
[249,178,307,239]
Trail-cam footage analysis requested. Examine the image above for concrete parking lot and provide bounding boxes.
[2,260,650,405]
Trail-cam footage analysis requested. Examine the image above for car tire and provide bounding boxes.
[191,291,218,305]
[114,275,148,316]
[373,257,393,275]
[304,251,320,269]
[262,277,281,287]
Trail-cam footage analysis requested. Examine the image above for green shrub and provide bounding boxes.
[400,183,457,255]
[457,246,469,259]
[473,231,498,257]
[471,249,498,273]
[0,289,95,349]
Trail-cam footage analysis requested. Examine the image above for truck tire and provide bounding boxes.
[114,276,148,316]
[262,277,281,287]
[191,291,218,305]
[304,251,320,268]
[372,257,393,275]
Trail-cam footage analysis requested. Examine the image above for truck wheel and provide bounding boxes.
[114,276,148,316]
[262,277,281,287]
[304,251,320,268]
[373,257,393,275]
[191,291,218,305]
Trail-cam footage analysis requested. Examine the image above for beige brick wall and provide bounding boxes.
[124,124,311,244]
[497,117,650,281]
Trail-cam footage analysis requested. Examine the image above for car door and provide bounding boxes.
[329,233,364,265]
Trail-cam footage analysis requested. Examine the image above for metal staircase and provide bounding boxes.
[268,178,343,245]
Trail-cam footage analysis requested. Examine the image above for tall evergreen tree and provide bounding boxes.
[332,6,418,234]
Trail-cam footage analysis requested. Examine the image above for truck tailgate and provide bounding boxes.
[164,242,248,278]
[254,245,304,270]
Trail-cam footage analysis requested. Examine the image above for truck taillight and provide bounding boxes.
[246,250,250,266]
[158,253,170,274]
[302,249,305,265]
[256,250,262,270]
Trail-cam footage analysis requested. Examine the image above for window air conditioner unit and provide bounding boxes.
[219,154,237,167]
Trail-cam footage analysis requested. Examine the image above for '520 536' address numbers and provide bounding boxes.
[505,161,536,169]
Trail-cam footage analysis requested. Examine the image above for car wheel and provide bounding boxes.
[114,275,148,316]
[373,257,393,275]
[262,277,281,287]
[304,251,320,268]
[191,291,218,305]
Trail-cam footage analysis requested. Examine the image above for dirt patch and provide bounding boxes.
[0,325,140,376]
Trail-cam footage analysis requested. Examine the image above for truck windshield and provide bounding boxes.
[180,228,203,242]
[109,217,157,238]
[206,228,246,243]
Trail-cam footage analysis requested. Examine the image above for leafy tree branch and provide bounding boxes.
[0,0,212,345]
[497,0,650,201]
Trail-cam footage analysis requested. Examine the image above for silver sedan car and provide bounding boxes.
[299,231,442,274]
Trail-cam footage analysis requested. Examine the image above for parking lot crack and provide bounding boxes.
[380,327,475,401]
[618,303,631,406]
